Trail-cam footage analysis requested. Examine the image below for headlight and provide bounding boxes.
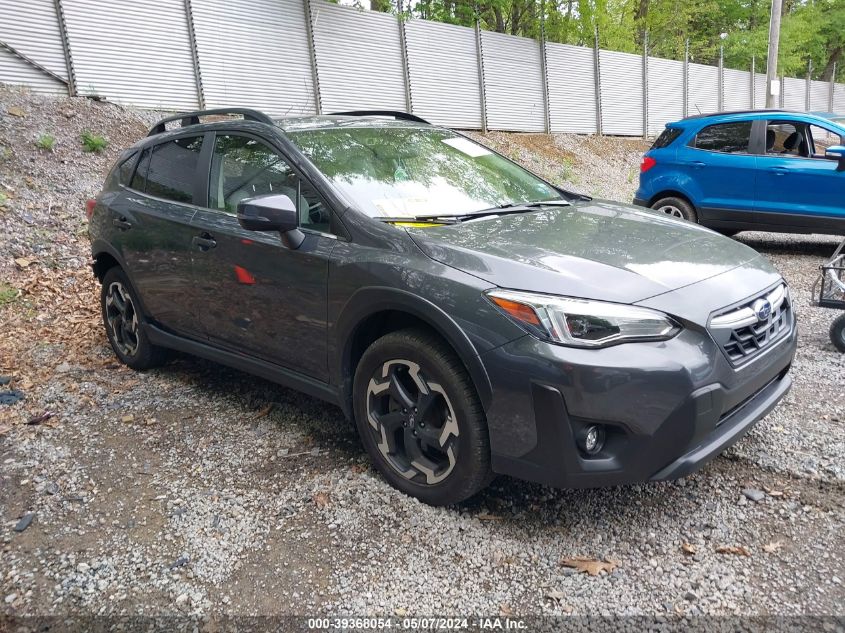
[485,289,681,348]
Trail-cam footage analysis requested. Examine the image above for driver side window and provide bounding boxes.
[808,124,844,157]
[209,134,331,233]
[765,122,808,157]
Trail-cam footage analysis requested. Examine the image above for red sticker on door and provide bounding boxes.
[234,265,256,285]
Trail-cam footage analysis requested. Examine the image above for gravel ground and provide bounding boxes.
[1,87,843,624]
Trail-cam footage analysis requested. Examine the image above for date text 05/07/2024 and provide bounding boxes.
[307,617,528,630]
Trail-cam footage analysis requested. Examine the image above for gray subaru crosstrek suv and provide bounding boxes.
[88,109,797,505]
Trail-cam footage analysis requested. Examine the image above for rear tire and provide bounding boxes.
[830,314,845,353]
[100,267,168,371]
[651,196,698,223]
[353,328,491,506]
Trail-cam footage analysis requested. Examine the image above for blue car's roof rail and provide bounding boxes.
[683,109,798,120]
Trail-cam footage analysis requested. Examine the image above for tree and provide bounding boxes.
[362,0,844,81]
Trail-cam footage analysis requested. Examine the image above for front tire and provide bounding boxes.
[831,314,845,353]
[353,328,491,506]
[100,267,168,370]
[651,196,698,223]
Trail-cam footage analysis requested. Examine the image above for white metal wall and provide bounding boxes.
[600,50,642,136]
[546,43,596,134]
[782,77,805,110]
[646,56,684,135]
[61,0,198,109]
[754,73,767,109]
[0,0,67,93]
[4,0,845,134]
[191,0,315,116]
[810,79,830,111]
[0,47,65,94]
[310,1,406,113]
[835,84,845,113]
[723,68,751,111]
[405,19,481,129]
[688,63,718,115]
[481,30,545,132]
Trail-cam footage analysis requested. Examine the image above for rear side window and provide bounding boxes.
[693,121,752,154]
[651,127,682,149]
[144,136,204,204]
[130,148,151,191]
[118,154,136,185]
[105,152,137,189]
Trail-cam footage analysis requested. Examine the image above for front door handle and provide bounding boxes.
[192,233,217,251]
[769,167,788,176]
[112,216,131,230]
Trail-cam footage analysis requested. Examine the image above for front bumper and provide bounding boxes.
[632,196,649,208]
[480,318,797,489]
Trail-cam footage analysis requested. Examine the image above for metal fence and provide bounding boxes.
[3,0,845,135]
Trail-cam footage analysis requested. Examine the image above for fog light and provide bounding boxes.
[579,425,605,455]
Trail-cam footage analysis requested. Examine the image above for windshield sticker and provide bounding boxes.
[442,137,492,158]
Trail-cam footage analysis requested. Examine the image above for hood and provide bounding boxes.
[408,200,773,304]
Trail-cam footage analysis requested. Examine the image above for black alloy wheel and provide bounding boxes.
[353,329,491,505]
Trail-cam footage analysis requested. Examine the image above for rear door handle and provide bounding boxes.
[112,216,131,230]
[683,161,706,168]
[192,233,217,251]
[769,167,788,175]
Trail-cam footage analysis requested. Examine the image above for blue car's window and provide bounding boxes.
[808,124,844,155]
[693,122,752,154]
[765,122,806,156]
[286,126,560,219]
[651,127,682,149]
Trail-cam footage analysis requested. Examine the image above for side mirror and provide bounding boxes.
[237,194,304,249]
[825,145,845,172]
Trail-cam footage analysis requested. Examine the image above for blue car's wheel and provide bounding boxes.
[652,196,697,223]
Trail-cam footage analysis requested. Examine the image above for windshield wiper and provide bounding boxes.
[379,199,574,225]
[378,216,462,224]
[486,199,573,211]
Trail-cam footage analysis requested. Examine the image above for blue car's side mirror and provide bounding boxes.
[825,145,845,171]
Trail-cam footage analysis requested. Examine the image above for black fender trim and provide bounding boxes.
[332,287,493,420]
[145,323,342,408]
[89,239,156,320]
[90,238,126,276]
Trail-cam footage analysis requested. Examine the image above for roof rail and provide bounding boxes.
[329,110,430,125]
[682,109,791,120]
[147,108,275,136]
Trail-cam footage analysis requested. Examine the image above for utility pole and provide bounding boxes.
[765,0,783,107]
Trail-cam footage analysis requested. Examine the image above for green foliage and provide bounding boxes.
[376,0,845,81]
[36,133,56,151]
[0,284,19,307]
[81,131,108,153]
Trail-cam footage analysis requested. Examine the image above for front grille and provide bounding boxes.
[709,284,792,366]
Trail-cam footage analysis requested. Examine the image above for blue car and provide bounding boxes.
[634,110,845,235]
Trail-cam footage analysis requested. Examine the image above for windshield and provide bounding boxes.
[285,125,561,218]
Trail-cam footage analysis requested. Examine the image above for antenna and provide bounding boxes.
[695,104,702,115]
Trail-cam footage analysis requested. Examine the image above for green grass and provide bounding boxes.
[0,191,7,207]
[36,133,56,151]
[81,131,108,153]
[0,284,20,307]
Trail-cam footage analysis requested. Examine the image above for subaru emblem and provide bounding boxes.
[752,298,772,322]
